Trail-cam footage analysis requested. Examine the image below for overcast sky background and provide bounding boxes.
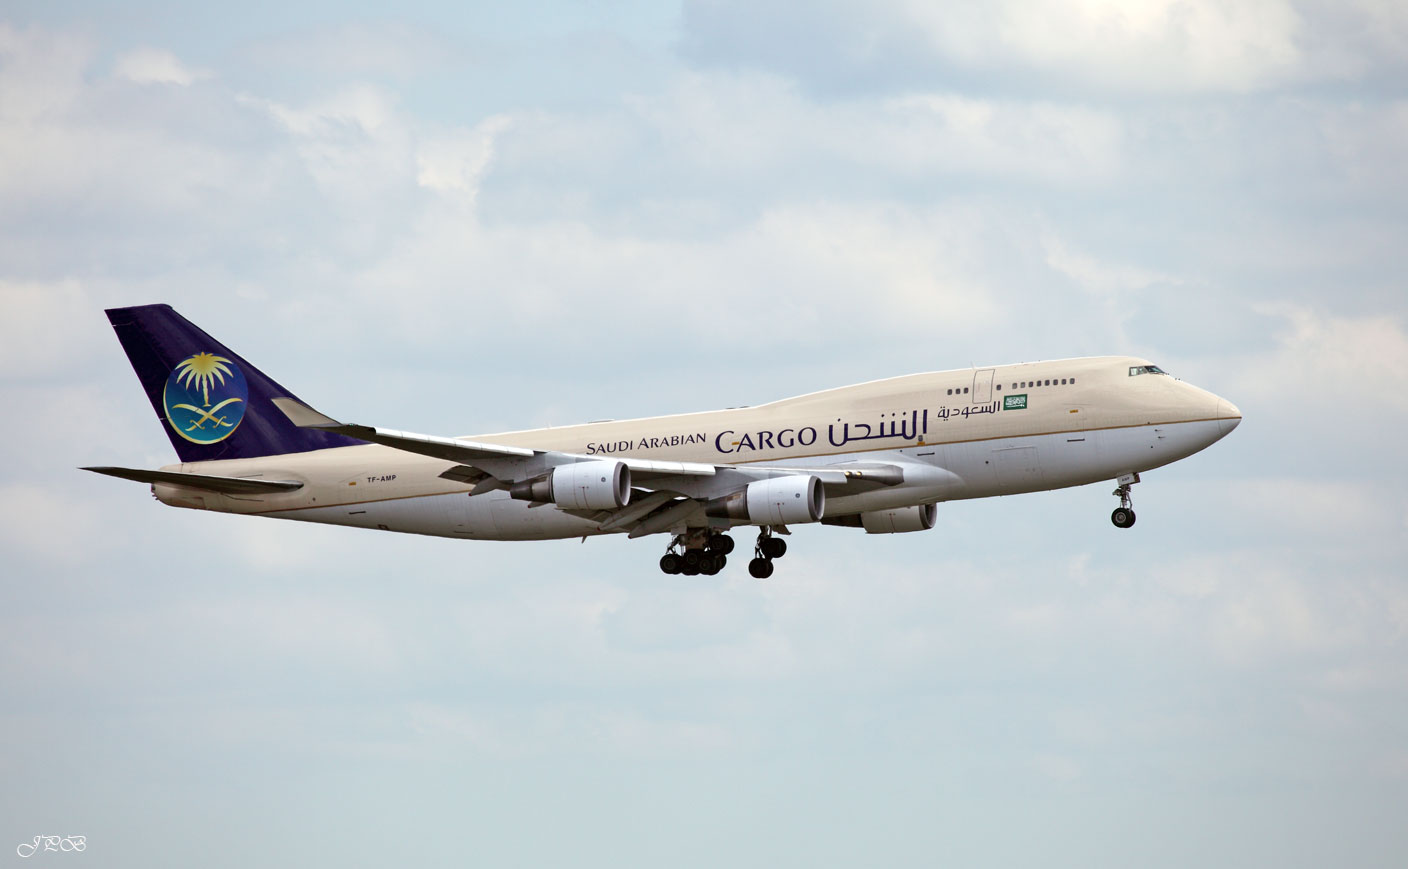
[2,1,1406,866]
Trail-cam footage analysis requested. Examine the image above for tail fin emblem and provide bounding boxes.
[162,352,249,445]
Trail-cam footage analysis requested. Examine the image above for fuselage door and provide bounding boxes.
[992,446,1045,492]
[972,369,995,404]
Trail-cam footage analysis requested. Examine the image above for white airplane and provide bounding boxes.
[86,305,1241,577]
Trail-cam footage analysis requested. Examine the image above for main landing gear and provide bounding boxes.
[1111,472,1139,529]
[659,531,735,576]
[748,528,787,580]
[657,527,788,578]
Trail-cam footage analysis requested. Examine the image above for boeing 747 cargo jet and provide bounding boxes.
[85,305,1241,577]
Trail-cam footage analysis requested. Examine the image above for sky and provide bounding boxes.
[2,1,1406,866]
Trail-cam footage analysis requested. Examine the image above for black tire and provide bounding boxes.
[701,554,724,576]
[681,561,701,576]
[708,535,736,555]
[660,553,682,574]
[748,557,774,579]
[682,549,702,568]
[1111,507,1136,529]
[760,537,787,559]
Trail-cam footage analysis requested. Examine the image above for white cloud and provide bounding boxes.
[0,278,97,378]
[0,22,90,122]
[879,94,1125,182]
[626,73,1127,185]
[1315,99,1408,195]
[1042,234,1176,296]
[0,483,118,566]
[686,0,1408,95]
[1238,305,1408,410]
[112,47,208,86]
[1220,479,1390,537]
[416,115,513,200]
[907,0,1305,93]
[343,197,1006,359]
[239,85,412,201]
[250,21,453,80]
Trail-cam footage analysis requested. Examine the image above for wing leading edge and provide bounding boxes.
[270,397,718,484]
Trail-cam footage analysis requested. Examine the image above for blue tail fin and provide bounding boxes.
[107,304,363,463]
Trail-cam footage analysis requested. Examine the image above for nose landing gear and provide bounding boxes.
[1111,472,1139,529]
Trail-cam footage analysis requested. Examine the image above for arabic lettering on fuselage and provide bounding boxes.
[932,401,1001,422]
[825,408,925,448]
[585,402,1005,456]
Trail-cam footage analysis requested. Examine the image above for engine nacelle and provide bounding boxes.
[860,503,937,534]
[705,475,825,525]
[508,460,631,510]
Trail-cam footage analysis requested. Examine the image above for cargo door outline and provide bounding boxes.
[992,446,1044,492]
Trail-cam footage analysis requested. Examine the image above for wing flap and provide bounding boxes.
[617,457,716,479]
[744,462,906,490]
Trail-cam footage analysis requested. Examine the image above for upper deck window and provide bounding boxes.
[1128,365,1169,377]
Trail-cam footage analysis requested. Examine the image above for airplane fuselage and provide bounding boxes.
[151,355,1241,541]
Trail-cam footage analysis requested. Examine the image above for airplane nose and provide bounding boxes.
[1217,398,1242,435]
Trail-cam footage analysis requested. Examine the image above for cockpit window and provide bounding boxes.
[1128,365,1169,377]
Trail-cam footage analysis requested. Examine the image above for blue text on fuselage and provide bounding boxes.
[714,427,818,454]
[586,433,706,455]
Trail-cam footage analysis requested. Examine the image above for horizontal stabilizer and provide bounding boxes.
[82,466,303,495]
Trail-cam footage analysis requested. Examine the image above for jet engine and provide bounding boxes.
[508,460,631,510]
[859,503,937,534]
[705,475,825,525]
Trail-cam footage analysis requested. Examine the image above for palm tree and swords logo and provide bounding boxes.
[162,352,249,445]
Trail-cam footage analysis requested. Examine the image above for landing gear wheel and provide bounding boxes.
[701,554,725,576]
[759,537,786,560]
[681,560,701,576]
[660,553,682,574]
[682,549,702,569]
[1109,474,1139,529]
[707,535,735,555]
[748,557,774,579]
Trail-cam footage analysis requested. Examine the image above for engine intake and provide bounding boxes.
[508,460,631,510]
[705,475,825,525]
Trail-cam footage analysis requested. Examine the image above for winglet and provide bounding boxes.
[271,397,343,429]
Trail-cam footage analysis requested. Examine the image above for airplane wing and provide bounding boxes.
[271,398,718,484]
[271,398,907,536]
